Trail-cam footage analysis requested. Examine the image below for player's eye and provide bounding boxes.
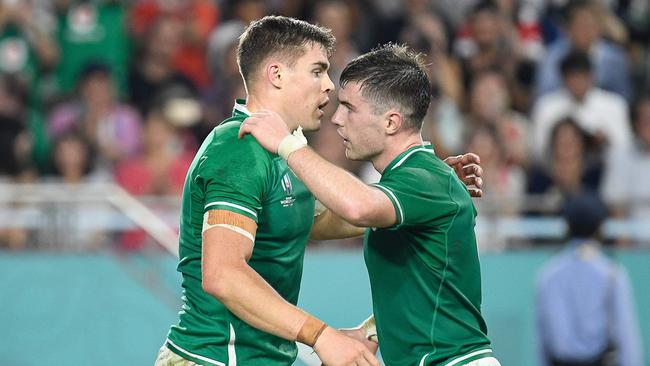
[313,70,321,76]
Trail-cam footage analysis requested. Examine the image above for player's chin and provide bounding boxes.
[302,118,321,131]
[344,149,362,161]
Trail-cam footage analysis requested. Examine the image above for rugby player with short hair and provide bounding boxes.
[240,44,499,366]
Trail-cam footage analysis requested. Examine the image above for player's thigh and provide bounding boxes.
[464,356,501,366]
[154,345,199,366]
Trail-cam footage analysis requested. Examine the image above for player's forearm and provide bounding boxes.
[310,209,366,240]
[288,147,391,227]
[204,261,309,341]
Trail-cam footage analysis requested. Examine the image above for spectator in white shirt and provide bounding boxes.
[601,95,650,219]
[531,50,632,162]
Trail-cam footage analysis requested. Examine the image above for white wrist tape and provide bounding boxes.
[278,126,308,160]
[360,315,378,342]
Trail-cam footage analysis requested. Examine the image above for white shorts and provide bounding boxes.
[464,356,501,366]
[154,344,198,366]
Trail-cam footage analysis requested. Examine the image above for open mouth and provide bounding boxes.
[337,129,350,146]
[317,99,329,113]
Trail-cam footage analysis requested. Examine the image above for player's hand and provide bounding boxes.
[313,326,380,366]
[238,110,291,154]
[444,153,483,197]
[339,326,378,355]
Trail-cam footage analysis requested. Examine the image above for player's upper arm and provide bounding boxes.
[345,186,397,228]
[310,206,366,240]
[370,167,453,229]
[202,210,258,296]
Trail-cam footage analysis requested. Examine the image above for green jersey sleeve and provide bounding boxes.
[196,134,272,223]
[373,166,466,228]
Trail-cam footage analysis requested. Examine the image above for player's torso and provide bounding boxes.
[170,118,313,365]
[251,156,314,303]
[364,153,490,366]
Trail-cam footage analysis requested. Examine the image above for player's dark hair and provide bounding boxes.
[237,16,335,87]
[339,43,432,131]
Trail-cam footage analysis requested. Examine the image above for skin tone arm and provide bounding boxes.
[239,112,483,228]
[202,215,379,366]
[311,208,365,240]
[286,147,397,227]
[309,154,483,237]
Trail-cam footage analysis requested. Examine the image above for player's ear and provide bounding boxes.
[266,62,283,89]
[385,109,403,135]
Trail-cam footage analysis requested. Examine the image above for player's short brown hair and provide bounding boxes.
[237,16,335,87]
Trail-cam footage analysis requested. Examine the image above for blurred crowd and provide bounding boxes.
[1,0,650,249]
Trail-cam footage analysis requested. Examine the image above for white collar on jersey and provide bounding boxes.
[234,102,252,116]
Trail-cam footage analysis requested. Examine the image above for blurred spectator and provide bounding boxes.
[511,59,537,114]
[465,0,544,60]
[528,118,603,214]
[0,75,33,180]
[535,0,631,101]
[536,193,644,366]
[531,50,631,161]
[468,70,530,167]
[433,0,480,28]
[221,0,266,24]
[312,0,359,83]
[601,95,650,219]
[201,0,266,132]
[400,10,465,157]
[114,104,194,250]
[454,0,519,92]
[54,0,131,95]
[130,0,219,89]
[49,61,142,175]
[0,1,59,172]
[621,0,649,98]
[356,0,407,51]
[0,0,58,87]
[114,110,193,196]
[467,126,526,216]
[405,9,463,102]
[0,74,32,248]
[127,15,195,117]
[43,130,110,251]
[203,20,246,133]
[49,130,95,183]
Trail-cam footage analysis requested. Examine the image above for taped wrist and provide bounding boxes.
[297,316,328,347]
[278,126,308,160]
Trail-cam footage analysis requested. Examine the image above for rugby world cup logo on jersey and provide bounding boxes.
[280,173,296,207]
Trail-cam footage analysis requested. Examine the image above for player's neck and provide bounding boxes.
[372,133,424,174]
[245,94,298,130]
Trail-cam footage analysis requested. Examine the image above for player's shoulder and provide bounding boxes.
[193,118,274,178]
[385,148,452,182]
[205,119,273,161]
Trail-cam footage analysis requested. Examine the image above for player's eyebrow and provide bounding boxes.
[339,99,355,111]
[312,61,329,71]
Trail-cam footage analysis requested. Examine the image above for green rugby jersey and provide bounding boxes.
[365,144,492,366]
[166,100,315,365]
